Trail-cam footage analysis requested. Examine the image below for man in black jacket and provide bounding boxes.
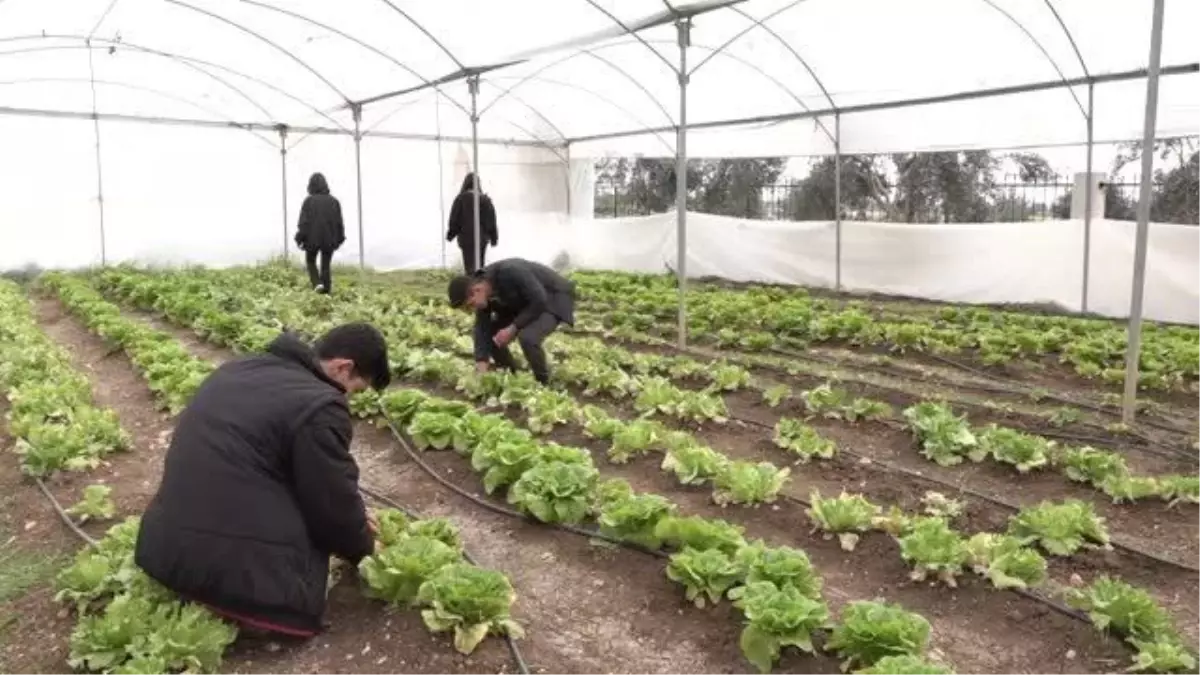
[447,258,575,384]
[135,324,390,638]
[294,172,346,294]
[445,172,498,273]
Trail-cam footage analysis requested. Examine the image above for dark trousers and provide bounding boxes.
[460,245,487,274]
[305,248,333,293]
[481,312,559,384]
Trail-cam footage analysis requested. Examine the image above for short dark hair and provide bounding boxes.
[447,274,484,307]
[314,322,390,390]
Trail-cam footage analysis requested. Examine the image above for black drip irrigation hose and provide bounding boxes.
[34,476,99,547]
[386,412,1108,634]
[383,420,669,561]
[356,484,530,675]
[730,415,1200,575]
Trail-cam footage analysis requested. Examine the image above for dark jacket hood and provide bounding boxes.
[308,173,330,196]
[460,172,483,194]
[267,332,345,392]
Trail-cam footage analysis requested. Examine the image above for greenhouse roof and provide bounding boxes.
[0,0,1196,157]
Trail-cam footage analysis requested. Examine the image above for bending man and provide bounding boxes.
[448,258,575,384]
[135,324,390,638]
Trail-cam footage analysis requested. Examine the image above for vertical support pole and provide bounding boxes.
[675,17,691,349]
[278,126,289,261]
[1081,82,1095,313]
[834,112,842,291]
[352,104,365,269]
[1121,0,1166,425]
[435,92,448,269]
[87,43,107,266]
[468,74,483,272]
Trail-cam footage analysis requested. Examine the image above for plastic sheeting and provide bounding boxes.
[0,118,571,272]
[564,212,1200,325]
[0,0,1196,155]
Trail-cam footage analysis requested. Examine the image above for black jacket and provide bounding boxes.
[296,174,345,252]
[135,333,373,634]
[473,259,575,355]
[446,174,498,254]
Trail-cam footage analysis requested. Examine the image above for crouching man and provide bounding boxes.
[448,257,575,384]
[135,324,391,637]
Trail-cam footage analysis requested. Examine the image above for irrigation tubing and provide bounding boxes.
[730,415,1200,575]
[356,483,530,675]
[34,476,100,547]
[386,412,1109,633]
[383,420,670,560]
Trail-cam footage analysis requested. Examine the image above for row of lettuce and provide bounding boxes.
[342,273,1200,510]
[565,270,1200,391]
[59,266,955,673]
[37,273,530,673]
[83,264,1197,673]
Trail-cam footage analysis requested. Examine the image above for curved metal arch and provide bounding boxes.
[480,46,676,131]
[663,38,834,143]
[0,76,277,148]
[375,0,464,70]
[725,4,835,111]
[1042,0,1090,78]
[239,0,471,119]
[689,0,806,76]
[482,34,825,137]
[163,0,350,105]
[978,0,1086,119]
[0,43,274,121]
[488,73,675,154]
[580,0,677,74]
[88,0,121,38]
[0,33,349,131]
[482,84,569,148]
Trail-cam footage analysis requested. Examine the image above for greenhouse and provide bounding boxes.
[0,1,1197,674]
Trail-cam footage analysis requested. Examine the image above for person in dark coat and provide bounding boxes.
[295,172,345,294]
[135,324,391,638]
[446,172,498,273]
[447,258,575,384]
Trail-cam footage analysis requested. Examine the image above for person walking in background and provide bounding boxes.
[446,172,498,273]
[447,257,575,384]
[295,172,345,294]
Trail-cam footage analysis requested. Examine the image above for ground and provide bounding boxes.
[0,267,1195,674]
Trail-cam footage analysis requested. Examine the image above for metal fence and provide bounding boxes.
[595,174,1192,224]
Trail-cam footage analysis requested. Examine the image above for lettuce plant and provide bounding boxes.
[665,547,743,608]
[661,444,729,486]
[807,491,880,551]
[507,462,598,525]
[712,461,791,507]
[597,492,676,550]
[417,564,524,655]
[737,581,830,673]
[825,600,932,672]
[359,536,462,607]
[773,419,836,463]
[1008,499,1110,556]
[898,517,967,587]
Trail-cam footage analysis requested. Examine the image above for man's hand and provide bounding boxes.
[475,360,490,374]
[366,511,380,538]
[493,326,517,348]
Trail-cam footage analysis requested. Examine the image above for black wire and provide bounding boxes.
[383,420,669,560]
[356,483,531,675]
[34,476,99,548]
[733,413,1200,574]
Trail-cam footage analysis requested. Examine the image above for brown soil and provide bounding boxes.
[66,305,834,674]
[80,280,1200,674]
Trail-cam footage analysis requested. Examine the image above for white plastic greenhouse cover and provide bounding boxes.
[1,0,1196,153]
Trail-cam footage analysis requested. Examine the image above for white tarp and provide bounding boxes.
[564,212,1200,325]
